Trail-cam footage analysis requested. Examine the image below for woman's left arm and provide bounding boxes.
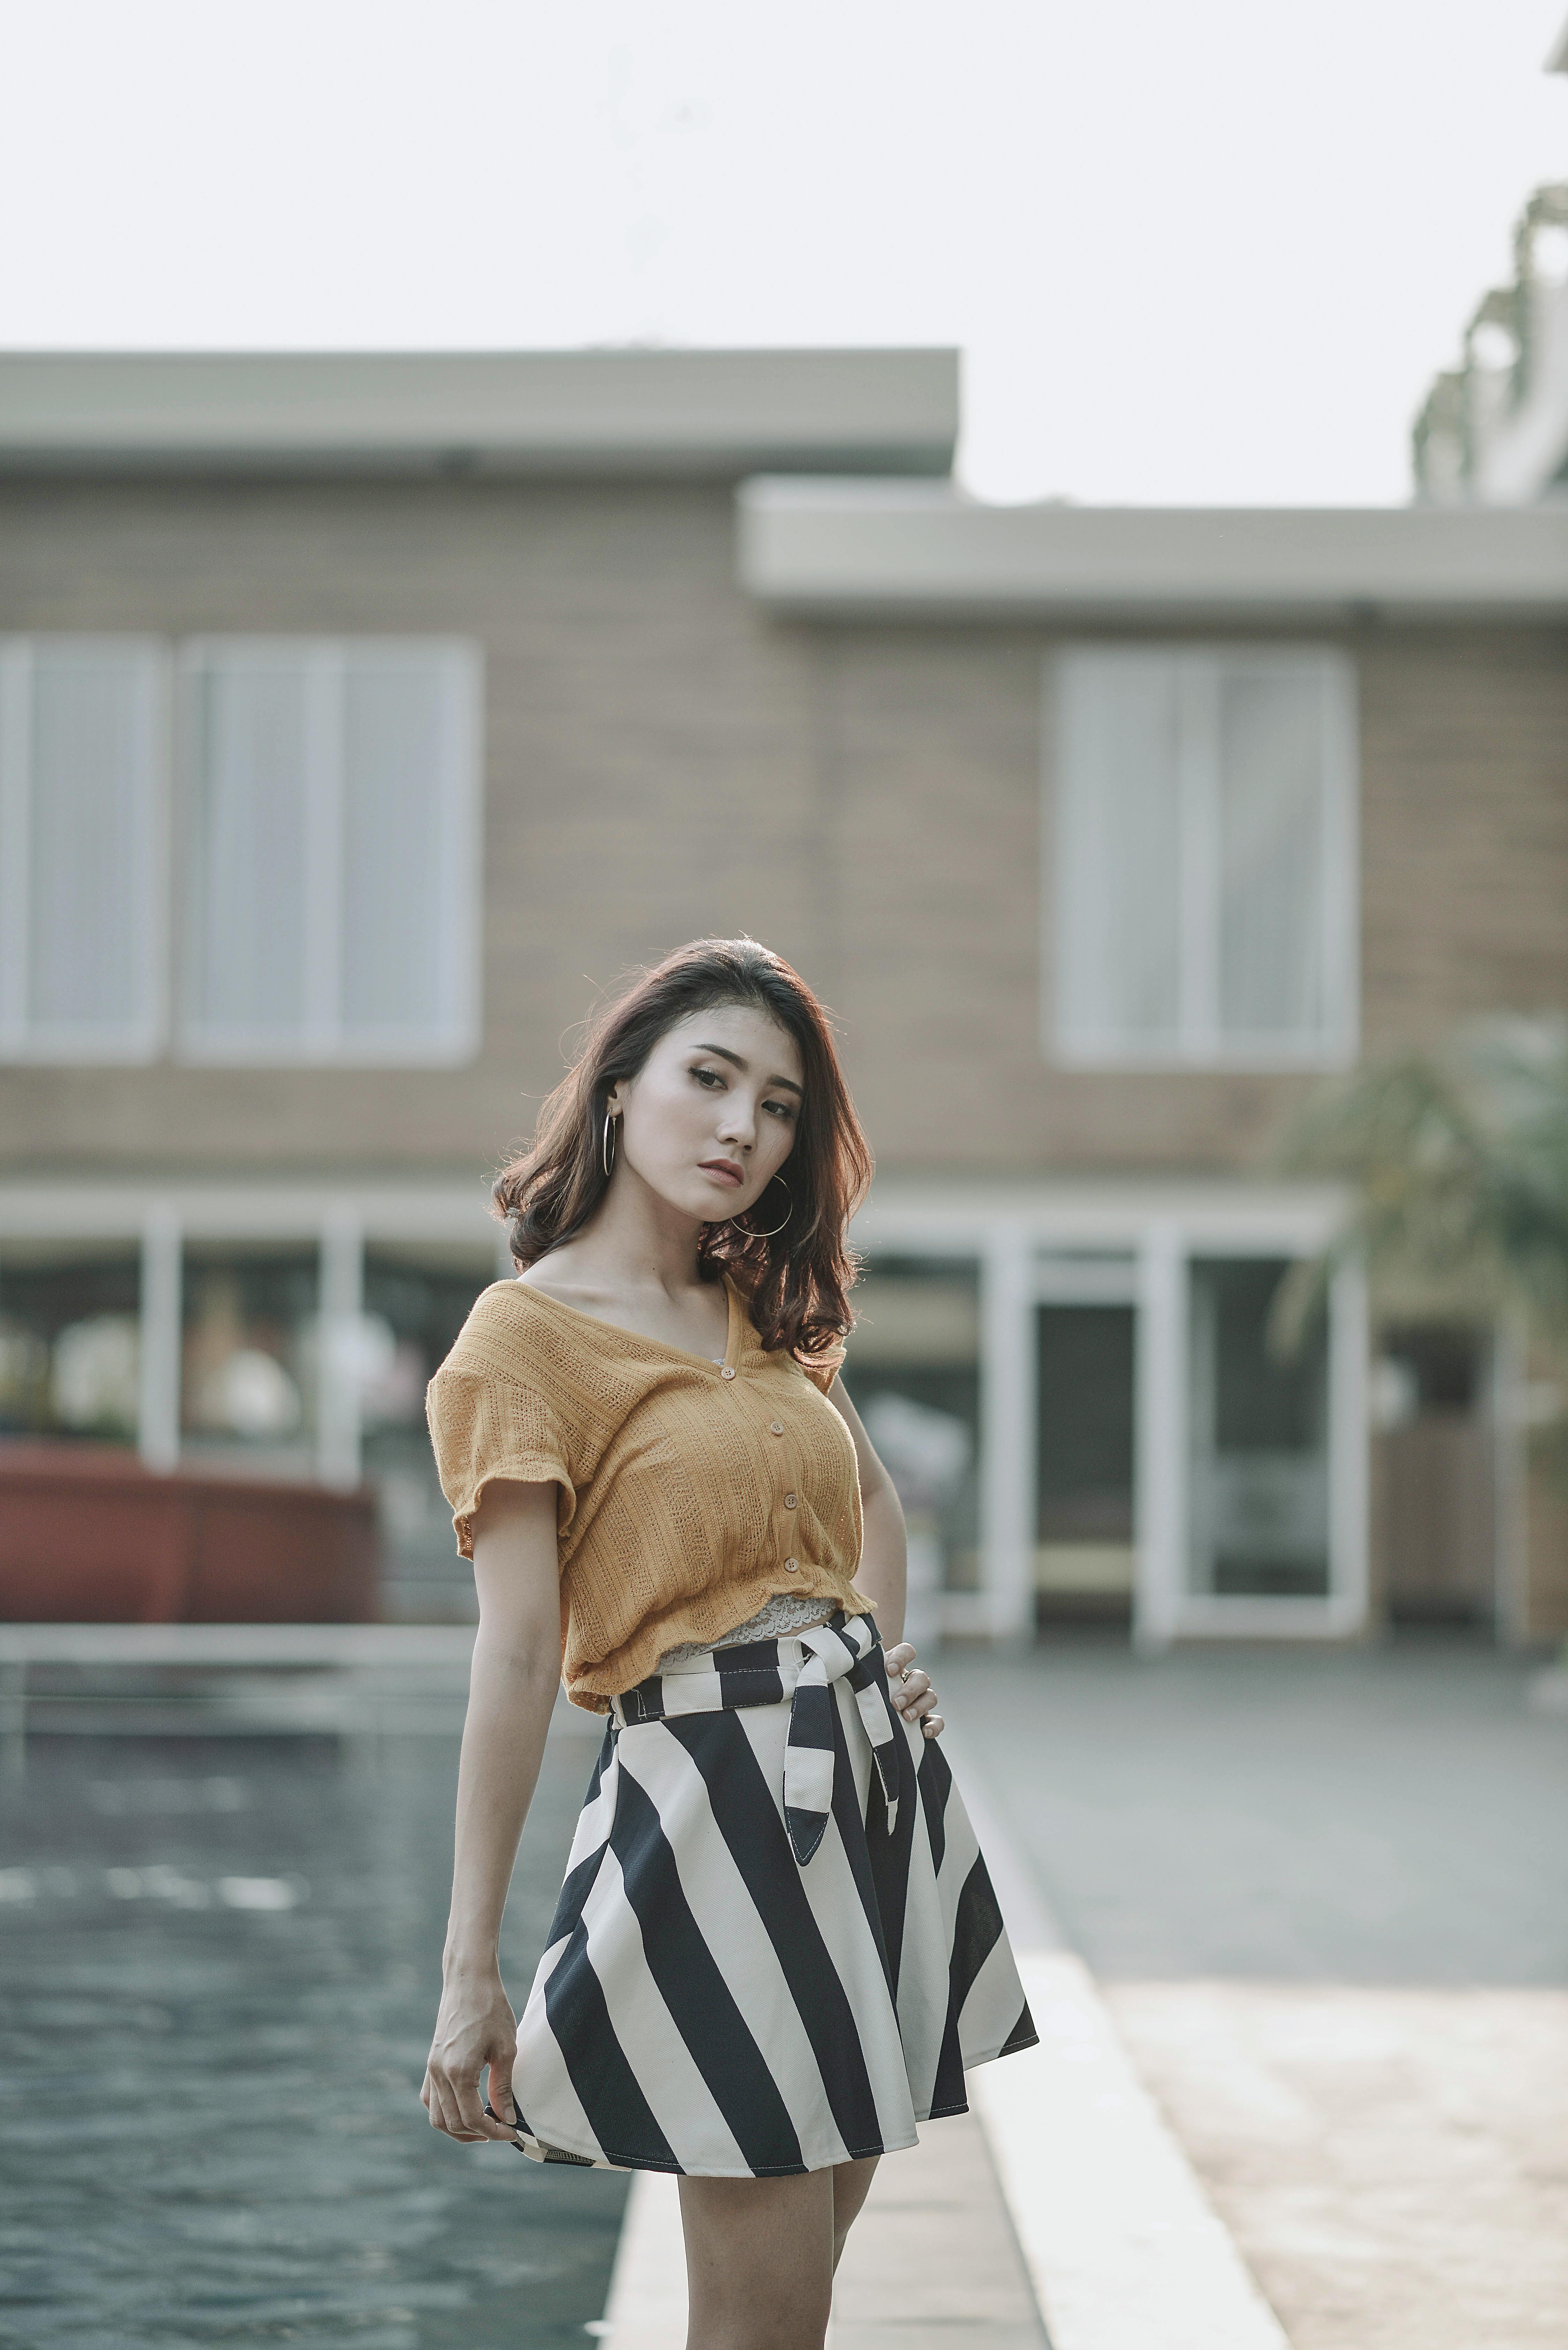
[826,1375,944,1739]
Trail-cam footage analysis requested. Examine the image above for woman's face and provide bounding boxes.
[609,1003,803,1227]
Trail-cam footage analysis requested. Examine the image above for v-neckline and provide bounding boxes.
[510,1270,743,1375]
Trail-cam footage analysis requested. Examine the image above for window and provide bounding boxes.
[0,1240,142,1444]
[180,1242,321,1475]
[1187,1256,1330,1598]
[1036,1302,1135,1610]
[838,1258,982,1642]
[179,639,480,1062]
[1051,647,1357,1067]
[0,634,481,1067]
[0,637,165,1060]
[360,1243,499,1621]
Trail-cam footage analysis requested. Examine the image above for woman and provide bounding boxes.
[421,937,1035,2349]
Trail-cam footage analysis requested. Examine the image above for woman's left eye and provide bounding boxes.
[764,1099,795,1120]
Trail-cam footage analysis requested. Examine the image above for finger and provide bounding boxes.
[922,1712,946,1738]
[883,1643,916,1676]
[449,2069,500,2141]
[903,1686,938,1720]
[424,2070,464,2132]
[487,2060,520,2137]
[429,2073,487,2141]
[893,1668,930,1704]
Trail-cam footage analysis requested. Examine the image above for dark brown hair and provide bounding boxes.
[492,938,872,1365]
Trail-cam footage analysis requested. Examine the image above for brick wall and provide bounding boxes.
[2,478,1566,1185]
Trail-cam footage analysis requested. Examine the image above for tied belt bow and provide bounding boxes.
[784,1618,902,1865]
[612,1610,903,1868]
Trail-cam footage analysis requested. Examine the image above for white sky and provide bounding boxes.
[4,0,1567,505]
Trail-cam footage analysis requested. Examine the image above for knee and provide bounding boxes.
[690,2276,832,2350]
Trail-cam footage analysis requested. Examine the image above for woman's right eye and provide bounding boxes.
[691,1066,724,1088]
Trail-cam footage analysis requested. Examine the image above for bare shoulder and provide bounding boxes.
[515,1247,615,1314]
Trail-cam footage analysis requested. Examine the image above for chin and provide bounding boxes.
[677,1187,737,1222]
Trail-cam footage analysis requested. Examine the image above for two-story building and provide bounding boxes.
[2,348,1564,1643]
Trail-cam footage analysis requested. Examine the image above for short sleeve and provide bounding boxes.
[796,1343,847,1398]
[426,1290,575,1560]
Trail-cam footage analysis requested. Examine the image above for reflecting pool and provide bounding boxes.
[0,1727,629,2348]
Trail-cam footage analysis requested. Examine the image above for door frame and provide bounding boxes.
[0,1172,1369,1648]
[852,1179,1368,1648]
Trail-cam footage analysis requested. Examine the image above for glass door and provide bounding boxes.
[361,1242,498,1621]
[1036,1303,1136,1625]
[1187,1256,1330,1599]
[838,1255,981,1646]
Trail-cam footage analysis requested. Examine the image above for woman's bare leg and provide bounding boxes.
[679,2170,835,2350]
[831,2155,879,2269]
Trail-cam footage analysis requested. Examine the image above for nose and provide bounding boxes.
[715,1095,756,1151]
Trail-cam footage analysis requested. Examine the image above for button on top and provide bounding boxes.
[720,1365,736,1379]
[769,1420,784,1436]
[783,1493,797,1509]
[784,1557,800,1573]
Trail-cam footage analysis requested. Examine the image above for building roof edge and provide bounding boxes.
[0,348,960,479]
[737,479,1568,618]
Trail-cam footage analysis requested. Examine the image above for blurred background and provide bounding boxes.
[1,4,1566,2347]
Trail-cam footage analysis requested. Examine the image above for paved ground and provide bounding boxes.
[939,1637,1568,2350]
[1104,1980,1568,2350]
[605,2115,1046,2350]
[830,2111,1045,2350]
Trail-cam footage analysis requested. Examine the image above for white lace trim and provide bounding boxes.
[657,1591,834,1667]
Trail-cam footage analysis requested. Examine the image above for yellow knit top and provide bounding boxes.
[425,1272,868,1710]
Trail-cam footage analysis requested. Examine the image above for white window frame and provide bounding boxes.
[849,1181,1370,1651]
[0,1178,509,1483]
[175,636,483,1067]
[0,634,169,1063]
[0,1173,1375,1648]
[1046,643,1360,1071]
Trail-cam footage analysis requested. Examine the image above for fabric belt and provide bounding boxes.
[611,1608,902,1866]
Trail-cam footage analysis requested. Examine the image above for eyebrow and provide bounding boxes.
[692,1042,803,1097]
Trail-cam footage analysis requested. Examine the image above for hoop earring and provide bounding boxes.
[737,1174,791,1239]
[602,1107,618,1180]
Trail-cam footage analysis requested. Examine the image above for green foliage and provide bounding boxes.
[1274,1020,1568,1364]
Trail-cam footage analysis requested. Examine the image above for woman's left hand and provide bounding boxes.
[883,1642,944,1739]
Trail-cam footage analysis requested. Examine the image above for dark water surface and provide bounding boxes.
[0,1728,629,2349]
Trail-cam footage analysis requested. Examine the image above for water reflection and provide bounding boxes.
[0,1728,628,2347]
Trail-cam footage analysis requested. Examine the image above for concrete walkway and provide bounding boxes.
[941,1639,1568,2350]
[829,2110,1044,2350]
[1104,1978,1568,2350]
[599,2112,1045,2350]
[602,1636,1568,2350]
[602,1735,1290,2350]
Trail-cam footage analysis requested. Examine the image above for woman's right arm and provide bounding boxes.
[421,1476,563,2144]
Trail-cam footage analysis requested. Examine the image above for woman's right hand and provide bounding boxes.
[421,1971,521,2142]
[423,1477,561,2147]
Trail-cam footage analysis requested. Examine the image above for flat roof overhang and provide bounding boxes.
[0,349,958,480]
[737,479,1568,621]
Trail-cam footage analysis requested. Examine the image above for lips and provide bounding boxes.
[699,1159,745,1186]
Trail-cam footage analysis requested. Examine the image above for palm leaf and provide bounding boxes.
[1272,1020,1568,1362]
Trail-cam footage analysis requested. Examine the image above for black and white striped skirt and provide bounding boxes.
[500,1612,1037,2178]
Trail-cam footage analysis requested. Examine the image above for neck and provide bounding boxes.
[577,1165,718,1298]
